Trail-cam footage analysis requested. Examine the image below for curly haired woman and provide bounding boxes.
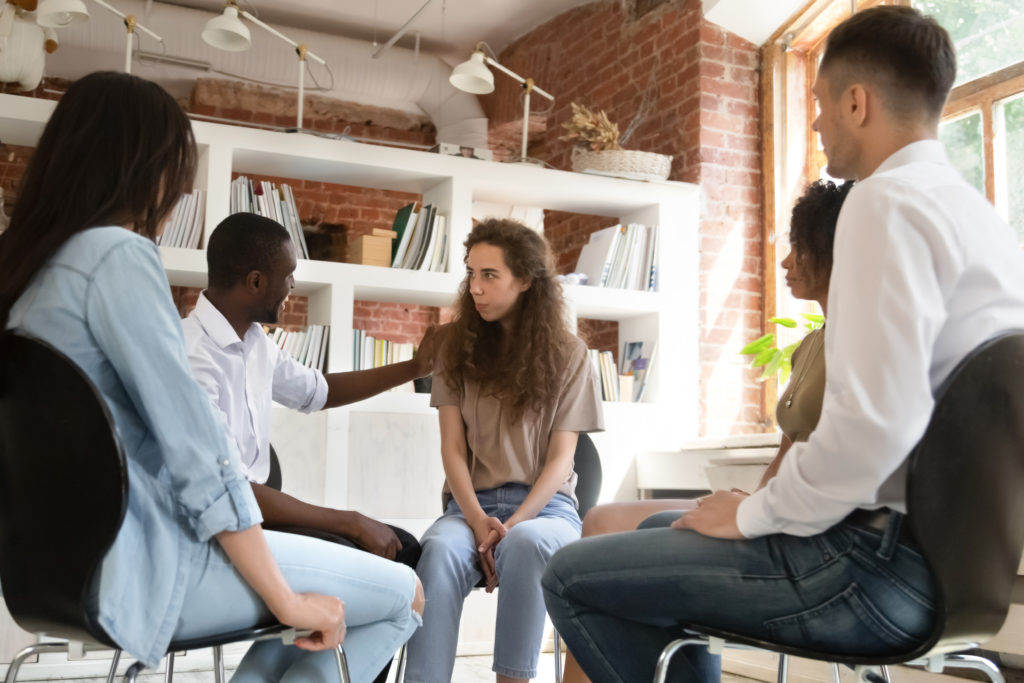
[403,219,604,683]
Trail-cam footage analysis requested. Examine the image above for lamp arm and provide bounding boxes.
[90,0,162,42]
[240,9,326,65]
[483,56,554,101]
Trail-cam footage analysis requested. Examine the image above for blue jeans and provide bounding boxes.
[173,530,421,683]
[404,483,582,681]
[543,510,937,683]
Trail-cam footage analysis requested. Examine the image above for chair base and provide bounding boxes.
[5,632,350,683]
[4,642,121,683]
[655,637,1003,683]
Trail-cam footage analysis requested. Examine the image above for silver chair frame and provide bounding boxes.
[654,635,1003,683]
[4,630,350,683]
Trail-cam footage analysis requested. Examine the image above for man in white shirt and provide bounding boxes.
[183,213,436,571]
[542,6,1024,682]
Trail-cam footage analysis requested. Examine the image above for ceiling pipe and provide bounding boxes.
[41,0,488,147]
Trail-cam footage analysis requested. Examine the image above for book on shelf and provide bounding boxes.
[264,324,329,372]
[574,223,659,292]
[230,176,310,259]
[589,348,620,402]
[390,202,419,266]
[388,203,447,272]
[352,328,416,392]
[620,340,657,402]
[157,190,205,249]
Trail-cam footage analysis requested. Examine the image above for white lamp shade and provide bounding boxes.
[35,0,89,28]
[449,51,494,95]
[201,6,251,52]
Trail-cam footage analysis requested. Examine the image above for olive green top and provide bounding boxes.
[775,327,826,443]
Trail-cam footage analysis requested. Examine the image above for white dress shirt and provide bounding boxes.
[738,140,1024,538]
[182,292,328,484]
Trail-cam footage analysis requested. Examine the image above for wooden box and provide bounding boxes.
[349,233,392,267]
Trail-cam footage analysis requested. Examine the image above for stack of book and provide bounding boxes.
[588,340,656,403]
[574,223,659,291]
[619,340,656,402]
[265,324,329,373]
[231,176,310,259]
[589,349,620,402]
[352,328,416,392]
[389,202,449,272]
[157,190,205,249]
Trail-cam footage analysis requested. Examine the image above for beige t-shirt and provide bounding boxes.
[775,326,826,444]
[431,335,604,506]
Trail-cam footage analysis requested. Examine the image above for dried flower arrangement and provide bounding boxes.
[560,103,623,152]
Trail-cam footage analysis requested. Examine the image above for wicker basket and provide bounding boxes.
[571,147,672,181]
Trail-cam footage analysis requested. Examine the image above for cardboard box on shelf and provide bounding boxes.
[349,234,392,267]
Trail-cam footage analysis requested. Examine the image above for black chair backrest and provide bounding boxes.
[266,443,283,492]
[906,332,1024,654]
[0,332,126,646]
[574,433,602,519]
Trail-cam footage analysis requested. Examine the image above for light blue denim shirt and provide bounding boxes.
[7,227,263,667]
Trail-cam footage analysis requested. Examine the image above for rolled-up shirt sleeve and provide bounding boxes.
[86,239,262,541]
[737,179,954,538]
[271,345,328,412]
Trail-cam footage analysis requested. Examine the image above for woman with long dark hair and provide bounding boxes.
[403,219,604,683]
[0,71,422,682]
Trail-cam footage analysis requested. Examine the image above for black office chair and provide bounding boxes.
[392,431,602,683]
[655,332,1024,683]
[0,332,350,683]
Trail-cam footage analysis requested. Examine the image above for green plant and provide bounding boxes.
[740,314,824,383]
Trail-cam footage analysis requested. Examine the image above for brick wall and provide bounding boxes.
[0,144,32,218]
[189,79,436,147]
[490,0,767,435]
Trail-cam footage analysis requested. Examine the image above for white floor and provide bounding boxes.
[61,653,563,683]
[54,657,764,683]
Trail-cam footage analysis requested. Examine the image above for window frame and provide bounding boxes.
[760,0,1024,417]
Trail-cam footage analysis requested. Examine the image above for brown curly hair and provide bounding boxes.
[439,218,575,419]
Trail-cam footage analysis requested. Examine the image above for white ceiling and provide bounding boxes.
[157,0,601,63]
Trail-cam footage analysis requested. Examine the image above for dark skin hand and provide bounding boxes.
[252,483,401,560]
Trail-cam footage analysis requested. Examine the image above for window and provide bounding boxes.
[1001,93,1024,239]
[912,0,1024,85]
[760,0,1024,413]
[939,111,985,193]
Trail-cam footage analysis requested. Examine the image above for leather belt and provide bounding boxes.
[844,507,914,545]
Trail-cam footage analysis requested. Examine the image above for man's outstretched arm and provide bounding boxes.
[251,482,401,560]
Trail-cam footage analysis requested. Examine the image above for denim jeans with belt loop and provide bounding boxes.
[404,483,582,682]
[542,509,937,683]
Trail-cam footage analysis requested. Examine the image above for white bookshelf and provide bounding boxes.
[0,91,700,671]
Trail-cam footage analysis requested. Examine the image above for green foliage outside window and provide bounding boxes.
[1002,95,1024,242]
[912,0,1024,85]
[740,314,824,384]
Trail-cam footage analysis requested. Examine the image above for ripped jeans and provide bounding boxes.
[173,530,421,683]
[543,510,937,683]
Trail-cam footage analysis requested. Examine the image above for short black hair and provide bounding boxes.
[206,213,292,289]
[821,5,956,120]
[789,180,854,280]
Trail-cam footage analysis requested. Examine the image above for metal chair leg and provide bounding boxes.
[938,654,1005,683]
[554,629,564,683]
[880,665,891,683]
[4,643,74,683]
[831,662,842,683]
[124,661,145,683]
[164,651,174,683]
[393,644,407,683]
[213,645,225,683]
[107,649,122,683]
[777,654,789,683]
[335,644,351,683]
[654,637,707,683]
